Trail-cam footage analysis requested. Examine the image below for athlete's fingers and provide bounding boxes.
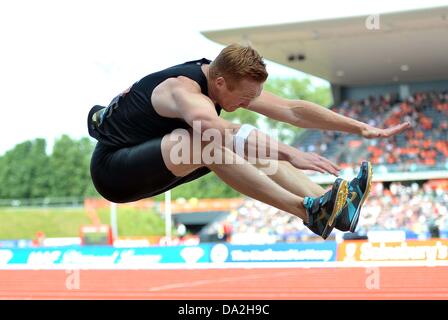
[301,153,338,175]
[312,153,338,172]
[307,160,339,176]
[308,165,326,174]
[384,122,411,137]
[315,160,339,176]
[319,156,341,172]
[315,156,340,175]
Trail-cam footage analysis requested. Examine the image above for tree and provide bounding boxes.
[78,137,99,197]
[0,139,50,198]
[262,78,332,144]
[49,135,96,197]
[0,141,31,198]
[29,139,51,198]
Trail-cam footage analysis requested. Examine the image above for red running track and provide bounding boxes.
[0,266,447,300]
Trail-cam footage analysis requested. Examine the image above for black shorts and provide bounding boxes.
[90,138,212,203]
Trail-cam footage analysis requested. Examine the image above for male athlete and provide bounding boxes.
[88,44,410,239]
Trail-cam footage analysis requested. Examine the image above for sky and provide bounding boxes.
[0,0,447,155]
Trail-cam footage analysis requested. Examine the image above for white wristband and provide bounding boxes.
[234,124,256,157]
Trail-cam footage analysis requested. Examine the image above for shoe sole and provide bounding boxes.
[321,180,348,239]
[349,162,373,232]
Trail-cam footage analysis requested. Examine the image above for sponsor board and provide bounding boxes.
[10,240,448,268]
[1,245,212,267]
[0,240,33,248]
[210,242,337,263]
[337,240,448,263]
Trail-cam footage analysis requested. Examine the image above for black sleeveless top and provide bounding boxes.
[88,58,222,148]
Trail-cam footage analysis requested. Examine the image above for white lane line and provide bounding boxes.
[148,270,297,292]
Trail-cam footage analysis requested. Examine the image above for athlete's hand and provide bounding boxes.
[361,122,411,139]
[290,151,341,176]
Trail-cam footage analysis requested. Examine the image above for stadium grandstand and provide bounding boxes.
[200,5,448,242]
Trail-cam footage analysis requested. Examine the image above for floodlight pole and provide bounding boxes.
[165,190,172,241]
[110,202,118,240]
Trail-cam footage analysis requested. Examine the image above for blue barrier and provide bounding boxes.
[0,240,33,248]
[0,242,337,267]
[0,245,212,267]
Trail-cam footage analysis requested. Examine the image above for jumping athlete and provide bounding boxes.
[87,44,410,239]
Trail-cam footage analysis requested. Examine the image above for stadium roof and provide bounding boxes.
[201,6,448,86]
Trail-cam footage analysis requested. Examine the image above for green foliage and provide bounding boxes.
[262,78,332,144]
[0,136,98,200]
[0,208,91,239]
[49,135,97,197]
[265,78,332,106]
[0,207,166,239]
[30,139,52,198]
[0,139,50,198]
[220,106,259,126]
[97,207,167,237]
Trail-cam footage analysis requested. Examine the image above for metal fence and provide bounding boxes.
[0,197,84,208]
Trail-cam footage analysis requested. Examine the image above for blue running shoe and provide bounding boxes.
[335,161,373,233]
[303,178,348,239]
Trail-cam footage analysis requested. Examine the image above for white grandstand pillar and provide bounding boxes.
[110,202,118,240]
[165,190,172,241]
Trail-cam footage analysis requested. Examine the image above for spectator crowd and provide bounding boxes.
[210,180,448,243]
[297,91,448,172]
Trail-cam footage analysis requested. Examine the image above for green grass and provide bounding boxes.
[0,207,168,240]
[96,207,168,237]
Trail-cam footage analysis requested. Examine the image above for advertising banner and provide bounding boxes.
[337,240,448,263]
[0,245,212,268]
[209,242,337,263]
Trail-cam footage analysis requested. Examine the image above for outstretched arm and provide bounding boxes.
[246,91,411,138]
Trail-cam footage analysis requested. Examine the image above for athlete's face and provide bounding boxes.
[215,78,263,112]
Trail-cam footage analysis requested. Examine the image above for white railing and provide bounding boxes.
[0,197,84,208]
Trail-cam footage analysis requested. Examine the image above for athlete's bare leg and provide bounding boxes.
[254,160,326,198]
[161,129,309,222]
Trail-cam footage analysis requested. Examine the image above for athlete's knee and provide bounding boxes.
[165,129,227,163]
[161,129,209,176]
